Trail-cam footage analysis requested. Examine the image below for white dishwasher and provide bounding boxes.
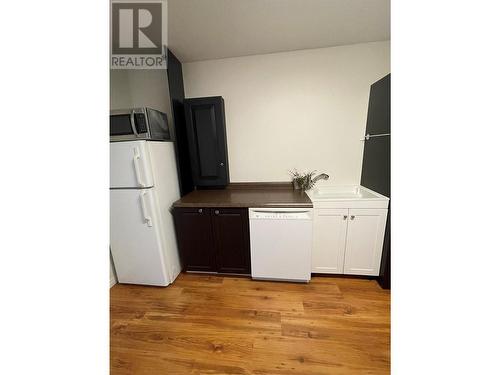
[249,207,313,282]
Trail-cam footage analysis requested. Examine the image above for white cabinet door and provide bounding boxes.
[343,208,388,276]
[311,208,349,274]
[110,141,154,188]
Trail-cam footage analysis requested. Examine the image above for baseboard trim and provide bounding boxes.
[110,273,117,288]
[311,273,377,280]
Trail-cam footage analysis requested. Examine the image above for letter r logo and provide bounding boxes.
[112,2,162,55]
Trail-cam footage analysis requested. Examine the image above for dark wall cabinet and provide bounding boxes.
[184,97,229,187]
[167,49,193,196]
[173,207,250,275]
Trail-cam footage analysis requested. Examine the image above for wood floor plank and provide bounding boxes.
[250,335,388,375]
[110,273,390,374]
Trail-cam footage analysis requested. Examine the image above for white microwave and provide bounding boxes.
[110,108,171,142]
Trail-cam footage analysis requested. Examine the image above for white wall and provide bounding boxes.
[110,68,174,136]
[110,69,171,114]
[110,70,132,109]
[182,41,390,184]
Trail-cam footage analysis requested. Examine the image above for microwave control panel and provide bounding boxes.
[135,113,148,133]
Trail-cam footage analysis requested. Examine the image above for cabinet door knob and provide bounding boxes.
[343,215,348,220]
[214,210,220,215]
[220,162,224,167]
[198,208,203,214]
[350,215,355,220]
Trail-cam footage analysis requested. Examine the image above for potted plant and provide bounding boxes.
[289,169,330,191]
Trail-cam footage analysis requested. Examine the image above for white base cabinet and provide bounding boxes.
[312,208,387,276]
[343,209,388,276]
[308,186,389,277]
[311,209,348,274]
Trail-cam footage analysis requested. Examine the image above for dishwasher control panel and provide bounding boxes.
[249,208,313,220]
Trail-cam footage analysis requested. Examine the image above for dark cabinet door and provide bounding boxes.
[211,208,251,274]
[184,96,229,187]
[173,208,216,272]
[362,74,390,198]
[365,74,390,135]
[361,135,390,198]
[361,73,391,290]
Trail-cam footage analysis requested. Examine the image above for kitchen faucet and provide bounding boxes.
[312,173,330,184]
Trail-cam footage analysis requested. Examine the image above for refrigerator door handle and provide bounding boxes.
[133,147,145,187]
[139,191,153,227]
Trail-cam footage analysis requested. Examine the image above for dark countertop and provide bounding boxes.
[172,182,313,208]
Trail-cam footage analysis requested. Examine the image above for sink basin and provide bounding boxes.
[309,186,380,200]
[307,185,389,208]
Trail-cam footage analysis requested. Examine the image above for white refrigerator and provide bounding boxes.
[110,140,181,286]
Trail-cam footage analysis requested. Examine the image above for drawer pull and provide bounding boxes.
[215,210,220,215]
[350,215,355,220]
[343,215,348,220]
[198,209,203,214]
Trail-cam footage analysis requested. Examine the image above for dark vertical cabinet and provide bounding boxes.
[173,207,250,274]
[361,74,391,289]
[167,50,194,196]
[184,97,229,187]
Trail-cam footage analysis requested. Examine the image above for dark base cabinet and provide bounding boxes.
[173,207,251,275]
[173,208,216,272]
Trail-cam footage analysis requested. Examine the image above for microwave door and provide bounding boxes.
[110,114,135,138]
[110,110,143,141]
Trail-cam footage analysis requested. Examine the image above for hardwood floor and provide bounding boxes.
[110,273,390,374]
